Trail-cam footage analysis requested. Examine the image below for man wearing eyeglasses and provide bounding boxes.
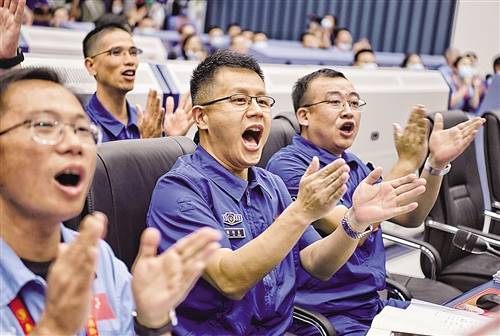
[83,23,194,142]
[146,50,428,335]
[0,67,222,335]
[266,68,485,335]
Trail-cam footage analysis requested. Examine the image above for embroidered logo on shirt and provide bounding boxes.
[222,212,243,226]
[91,293,116,321]
[225,227,246,239]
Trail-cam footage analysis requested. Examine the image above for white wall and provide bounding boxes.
[451,0,500,75]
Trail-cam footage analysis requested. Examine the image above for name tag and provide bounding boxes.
[225,227,246,239]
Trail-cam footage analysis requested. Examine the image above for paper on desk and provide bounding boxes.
[367,300,493,336]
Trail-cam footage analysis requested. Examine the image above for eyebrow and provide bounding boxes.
[325,91,360,99]
[26,109,89,121]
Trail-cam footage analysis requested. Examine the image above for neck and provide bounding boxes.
[199,141,248,180]
[0,201,60,262]
[96,85,129,125]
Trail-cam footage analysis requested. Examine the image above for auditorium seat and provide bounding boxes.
[483,110,500,215]
[64,136,336,335]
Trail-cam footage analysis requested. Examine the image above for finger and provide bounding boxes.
[146,89,156,113]
[178,92,188,110]
[395,185,426,205]
[136,227,161,260]
[424,118,431,141]
[325,171,349,198]
[461,117,485,135]
[173,227,221,261]
[4,0,11,11]
[183,93,193,111]
[387,202,419,218]
[318,158,347,179]
[392,123,402,143]
[389,173,418,189]
[302,156,320,179]
[362,167,383,186]
[432,113,443,133]
[14,0,24,23]
[8,0,15,13]
[393,177,426,195]
[77,212,107,244]
[165,96,174,117]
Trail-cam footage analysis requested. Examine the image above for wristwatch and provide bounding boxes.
[341,211,373,240]
[133,309,177,336]
[0,47,24,69]
[423,158,451,176]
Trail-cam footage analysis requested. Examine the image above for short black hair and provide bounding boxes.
[207,25,221,32]
[300,31,314,43]
[226,22,241,31]
[453,55,464,69]
[181,33,198,59]
[333,27,350,41]
[401,52,420,68]
[493,55,500,72]
[0,68,61,115]
[354,48,374,63]
[292,68,347,112]
[82,22,131,58]
[190,49,264,105]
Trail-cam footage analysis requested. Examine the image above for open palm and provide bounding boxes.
[0,0,24,59]
[428,113,485,167]
[351,167,426,228]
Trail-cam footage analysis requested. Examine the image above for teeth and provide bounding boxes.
[248,127,261,132]
[62,169,79,175]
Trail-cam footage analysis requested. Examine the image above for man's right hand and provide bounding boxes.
[0,0,25,59]
[33,213,106,335]
[294,156,350,223]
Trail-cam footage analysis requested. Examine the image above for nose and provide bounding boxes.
[56,125,84,154]
[340,101,354,118]
[123,51,137,65]
[245,97,265,117]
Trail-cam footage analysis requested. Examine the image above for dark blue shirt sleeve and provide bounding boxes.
[266,155,305,200]
[147,173,231,253]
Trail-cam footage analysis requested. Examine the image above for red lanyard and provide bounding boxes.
[8,296,99,336]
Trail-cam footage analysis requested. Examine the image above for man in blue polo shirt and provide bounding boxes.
[147,50,427,335]
[83,23,194,142]
[266,68,485,335]
[0,67,221,335]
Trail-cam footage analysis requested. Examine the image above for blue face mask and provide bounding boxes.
[459,66,474,79]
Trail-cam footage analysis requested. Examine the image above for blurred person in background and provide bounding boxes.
[50,5,70,27]
[439,47,461,86]
[229,34,250,54]
[181,34,207,62]
[401,53,425,70]
[332,27,353,52]
[449,55,485,113]
[241,29,254,43]
[353,48,378,69]
[300,31,320,49]
[207,25,226,52]
[226,22,241,38]
[253,31,268,48]
[486,55,500,86]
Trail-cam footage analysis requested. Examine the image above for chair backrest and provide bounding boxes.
[483,110,500,209]
[422,110,485,276]
[257,111,299,168]
[64,136,196,269]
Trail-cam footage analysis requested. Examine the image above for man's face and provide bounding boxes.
[85,29,139,94]
[302,34,320,48]
[196,68,271,178]
[298,77,361,155]
[0,80,97,223]
[335,30,352,45]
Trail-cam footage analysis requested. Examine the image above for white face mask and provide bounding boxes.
[362,62,378,70]
[408,63,424,71]
[210,36,225,48]
[321,18,333,29]
[337,42,352,51]
[112,5,123,14]
[459,66,474,79]
[254,41,268,49]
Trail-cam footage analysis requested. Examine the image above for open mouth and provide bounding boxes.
[53,166,86,197]
[242,125,263,149]
[339,121,355,134]
[121,69,136,78]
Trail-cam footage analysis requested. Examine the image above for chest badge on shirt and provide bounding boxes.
[222,212,243,226]
[225,227,246,239]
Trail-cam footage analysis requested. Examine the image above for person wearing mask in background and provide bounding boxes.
[300,31,321,49]
[207,25,226,52]
[485,55,500,86]
[229,34,250,55]
[401,53,425,71]
[321,14,336,43]
[253,31,268,49]
[0,67,222,335]
[332,27,353,52]
[83,23,194,142]
[449,55,485,113]
[439,47,461,87]
[181,34,208,62]
[353,48,378,69]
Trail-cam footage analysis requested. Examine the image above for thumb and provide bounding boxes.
[392,123,402,143]
[432,113,443,133]
[362,166,383,186]
[135,228,161,261]
[303,156,320,179]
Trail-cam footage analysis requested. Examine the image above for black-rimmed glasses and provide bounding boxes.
[301,98,367,112]
[199,94,276,111]
[89,46,143,59]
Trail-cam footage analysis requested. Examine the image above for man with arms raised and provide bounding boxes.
[266,68,485,335]
[147,50,427,335]
[83,23,194,142]
[0,67,221,335]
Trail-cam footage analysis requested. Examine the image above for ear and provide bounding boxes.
[192,105,208,130]
[296,107,310,128]
[84,57,97,77]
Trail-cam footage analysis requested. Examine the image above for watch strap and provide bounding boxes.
[133,310,176,336]
[0,47,24,69]
[341,211,373,239]
[423,158,451,176]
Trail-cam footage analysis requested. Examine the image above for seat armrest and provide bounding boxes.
[293,306,336,336]
[485,209,500,221]
[382,230,441,279]
[457,225,500,248]
[385,277,413,301]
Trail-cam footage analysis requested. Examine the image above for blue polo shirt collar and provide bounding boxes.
[194,146,273,201]
[292,134,358,167]
[87,94,139,138]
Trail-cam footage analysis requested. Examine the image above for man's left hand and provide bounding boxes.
[428,113,485,168]
[0,0,25,59]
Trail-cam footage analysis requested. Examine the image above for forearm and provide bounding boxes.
[300,208,360,280]
[204,202,311,300]
[385,158,418,181]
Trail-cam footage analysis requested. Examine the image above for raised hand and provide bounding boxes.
[33,213,106,335]
[350,168,426,230]
[295,156,350,223]
[428,113,485,168]
[0,0,25,59]
[137,89,164,138]
[131,227,221,328]
[163,92,194,136]
[393,105,429,171]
